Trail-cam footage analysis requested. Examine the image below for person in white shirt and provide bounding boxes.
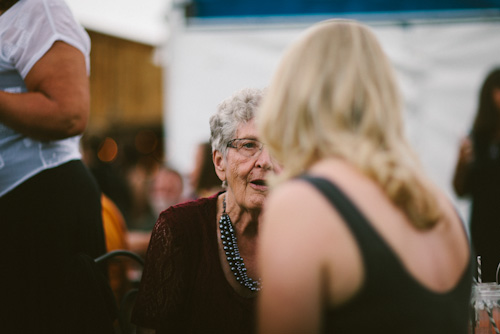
[0,1,110,332]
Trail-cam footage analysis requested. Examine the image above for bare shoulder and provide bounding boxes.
[265,179,319,214]
[263,179,358,239]
[261,177,357,265]
[430,183,466,229]
[263,178,335,239]
[260,175,365,309]
[432,185,470,253]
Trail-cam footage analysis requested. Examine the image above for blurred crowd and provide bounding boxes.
[80,128,223,278]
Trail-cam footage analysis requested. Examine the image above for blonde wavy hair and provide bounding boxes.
[258,19,440,229]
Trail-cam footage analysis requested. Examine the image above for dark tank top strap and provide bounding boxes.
[299,175,386,250]
[298,174,407,287]
[299,175,473,334]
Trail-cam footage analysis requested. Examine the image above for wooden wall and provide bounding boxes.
[86,30,164,132]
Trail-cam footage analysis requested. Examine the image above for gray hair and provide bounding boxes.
[209,87,264,156]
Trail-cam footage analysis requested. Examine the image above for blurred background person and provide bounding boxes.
[0,0,111,332]
[81,132,134,223]
[82,131,184,256]
[189,141,224,198]
[132,88,281,334]
[127,165,185,260]
[453,67,500,283]
[258,19,472,334]
[148,166,185,220]
[101,193,131,304]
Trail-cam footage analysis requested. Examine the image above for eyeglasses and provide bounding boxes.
[226,138,264,158]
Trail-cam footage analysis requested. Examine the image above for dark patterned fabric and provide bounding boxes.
[132,192,256,334]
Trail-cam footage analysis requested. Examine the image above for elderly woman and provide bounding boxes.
[257,20,472,334]
[132,87,281,334]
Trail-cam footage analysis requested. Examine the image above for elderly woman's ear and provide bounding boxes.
[213,150,226,182]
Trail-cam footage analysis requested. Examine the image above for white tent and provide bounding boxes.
[66,0,500,224]
[166,11,500,224]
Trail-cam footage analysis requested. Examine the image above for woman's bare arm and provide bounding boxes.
[258,183,325,334]
[0,41,89,141]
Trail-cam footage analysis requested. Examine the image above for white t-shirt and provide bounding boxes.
[0,0,91,197]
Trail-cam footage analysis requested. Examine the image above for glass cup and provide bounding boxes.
[470,283,500,334]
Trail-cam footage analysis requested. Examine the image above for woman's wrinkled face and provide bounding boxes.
[214,119,281,212]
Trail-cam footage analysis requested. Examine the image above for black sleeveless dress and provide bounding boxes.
[300,175,473,334]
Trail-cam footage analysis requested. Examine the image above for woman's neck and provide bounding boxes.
[218,193,260,237]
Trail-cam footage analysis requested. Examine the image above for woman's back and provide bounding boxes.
[257,19,472,334]
[259,158,472,333]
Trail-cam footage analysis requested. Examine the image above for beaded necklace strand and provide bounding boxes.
[219,196,262,292]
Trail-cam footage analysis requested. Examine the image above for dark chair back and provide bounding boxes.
[95,250,144,334]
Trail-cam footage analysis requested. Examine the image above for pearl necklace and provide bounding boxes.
[219,196,262,292]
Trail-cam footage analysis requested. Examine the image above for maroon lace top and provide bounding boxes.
[132,192,256,333]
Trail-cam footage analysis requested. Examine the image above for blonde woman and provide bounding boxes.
[257,20,472,334]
